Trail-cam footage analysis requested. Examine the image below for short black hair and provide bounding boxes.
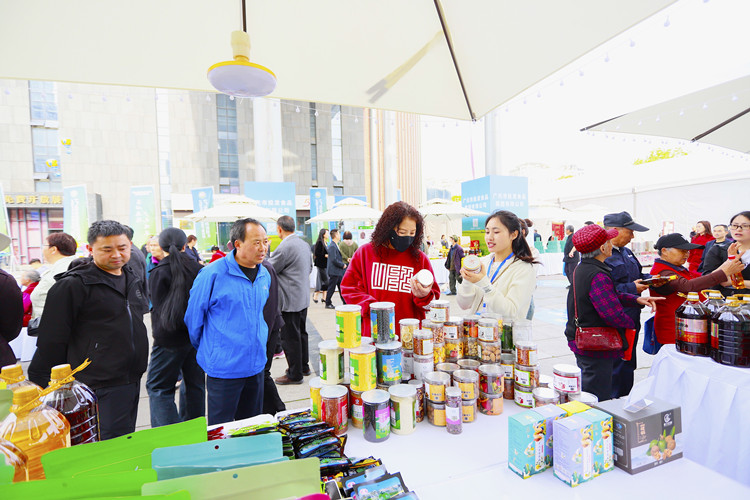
[123,225,135,241]
[48,232,77,255]
[330,229,339,239]
[29,258,41,264]
[211,245,220,252]
[87,220,128,245]
[343,231,353,240]
[229,218,265,246]
[277,215,295,233]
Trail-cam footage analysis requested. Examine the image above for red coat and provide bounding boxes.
[687,233,714,273]
[22,281,39,327]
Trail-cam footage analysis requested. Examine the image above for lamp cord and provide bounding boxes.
[241,0,247,32]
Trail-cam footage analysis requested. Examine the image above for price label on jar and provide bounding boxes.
[553,373,581,393]
[444,324,459,340]
[478,325,496,341]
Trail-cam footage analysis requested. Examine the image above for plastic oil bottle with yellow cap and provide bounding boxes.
[701,290,725,358]
[0,436,29,482]
[0,385,70,480]
[41,364,100,445]
[0,364,41,393]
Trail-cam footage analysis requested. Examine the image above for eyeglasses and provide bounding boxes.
[730,223,750,231]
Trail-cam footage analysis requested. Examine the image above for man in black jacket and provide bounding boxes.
[29,220,149,439]
[0,232,23,367]
[562,225,579,288]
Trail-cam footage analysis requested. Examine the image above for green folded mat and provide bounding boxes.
[151,433,286,480]
[142,457,320,500]
[0,388,11,421]
[42,418,207,478]
[0,469,156,499]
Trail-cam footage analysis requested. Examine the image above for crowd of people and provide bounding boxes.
[1,202,747,438]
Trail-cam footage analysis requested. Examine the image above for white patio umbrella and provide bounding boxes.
[305,197,382,224]
[0,0,674,120]
[185,195,282,223]
[581,74,750,154]
[419,198,489,222]
[529,204,576,222]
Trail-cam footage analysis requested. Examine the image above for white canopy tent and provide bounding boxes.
[185,195,282,223]
[305,197,382,224]
[0,0,674,120]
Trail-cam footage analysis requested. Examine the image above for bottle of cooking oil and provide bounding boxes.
[715,296,750,367]
[0,385,71,480]
[41,364,100,445]
[701,290,725,358]
[0,364,41,393]
[0,436,29,482]
[727,255,746,289]
[675,292,710,356]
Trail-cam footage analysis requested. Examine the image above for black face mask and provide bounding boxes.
[389,230,414,253]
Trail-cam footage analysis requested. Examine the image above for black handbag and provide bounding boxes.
[444,248,452,270]
[27,316,41,337]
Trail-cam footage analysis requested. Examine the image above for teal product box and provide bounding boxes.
[579,408,614,476]
[533,404,567,468]
[508,410,547,479]
[553,414,595,487]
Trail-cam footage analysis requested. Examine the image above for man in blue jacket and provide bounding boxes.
[185,218,275,425]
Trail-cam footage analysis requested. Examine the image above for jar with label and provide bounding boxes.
[362,389,391,442]
[461,398,476,423]
[435,362,460,379]
[478,339,502,364]
[463,317,479,339]
[463,254,481,274]
[415,269,434,288]
[401,351,414,381]
[457,358,480,372]
[413,329,434,355]
[445,387,462,435]
[428,299,450,323]
[532,387,559,407]
[478,317,498,342]
[539,374,553,389]
[349,388,364,428]
[500,318,513,351]
[478,364,504,395]
[513,319,533,344]
[309,376,323,420]
[320,385,349,435]
[503,377,514,400]
[465,337,479,360]
[444,317,462,340]
[412,353,434,381]
[570,392,599,404]
[514,382,533,408]
[349,344,377,392]
[444,339,462,362]
[553,364,582,394]
[370,302,396,344]
[478,391,504,415]
[426,400,446,426]
[423,371,451,403]
[375,341,402,386]
[514,363,539,388]
[500,353,514,379]
[388,384,417,435]
[398,318,419,351]
[408,379,425,422]
[453,369,479,400]
[432,342,446,364]
[423,320,445,344]
[336,304,362,349]
[318,340,345,385]
[515,341,538,366]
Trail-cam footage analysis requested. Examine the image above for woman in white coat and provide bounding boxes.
[457,210,537,320]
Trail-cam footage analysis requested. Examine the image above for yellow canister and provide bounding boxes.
[349,344,377,392]
[336,305,362,349]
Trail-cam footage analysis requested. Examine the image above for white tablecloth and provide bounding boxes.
[648,345,750,486]
[537,252,564,276]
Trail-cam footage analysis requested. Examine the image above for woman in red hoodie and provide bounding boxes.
[687,220,714,273]
[341,201,441,339]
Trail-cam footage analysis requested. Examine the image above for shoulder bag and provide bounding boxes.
[572,269,623,351]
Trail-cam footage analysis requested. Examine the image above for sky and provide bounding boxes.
[420,0,750,201]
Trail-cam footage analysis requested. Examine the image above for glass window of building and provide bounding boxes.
[32,127,61,176]
[216,94,239,194]
[310,103,318,184]
[331,105,343,185]
[29,81,58,122]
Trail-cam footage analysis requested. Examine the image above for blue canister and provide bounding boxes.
[375,341,402,386]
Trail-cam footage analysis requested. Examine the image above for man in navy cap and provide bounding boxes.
[602,211,650,398]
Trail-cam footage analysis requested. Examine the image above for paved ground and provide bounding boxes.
[21,273,657,431]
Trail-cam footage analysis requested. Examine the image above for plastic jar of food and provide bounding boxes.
[515,340,538,366]
[309,376,323,420]
[415,269,434,288]
[349,388,364,428]
[432,342,447,364]
[462,254,481,274]
[444,317,462,340]
[428,299,450,323]
[478,340,502,364]
[370,302,396,344]
[413,329,434,355]
[539,374,553,389]
[362,389,390,442]
[426,400,446,426]
[388,384,417,435]
[532,387,560,408]
[461,398,476,423]
[514,382,533,408]
[401,351,413,381]
[478,317,498,342]
[412,353,434,381]
[463,317,479,339]
[320,385,349,435]
[452,369,479,400]
[444,339,462,362]
[318,340,345,385]
[500,353,514,379]
[478,364,504,395]
[457,358,480,372]
[478,391,504,415]
[553,364,583,394]
[435,362,460,379]
[503,377,514,400]
[570,391,599,404]
[445,387,463,435]
[349,344,377,392]
[398,318,419,351]
[408,379,425,422]
[423,320,445,344]
[375,341,402,386]
[336,304,362,349]
[465,338,479,360]
[514,363,540,388]
[513,319,533,344]
[557,391,570,404]
[423,371,451,403]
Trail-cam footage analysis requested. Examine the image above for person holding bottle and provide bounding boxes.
[457,210,537,321]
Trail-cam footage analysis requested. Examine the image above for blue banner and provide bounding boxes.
[310,188,328,239]
[63,185,89,250]
[191,187,216,249]
[244,181,296,235]
[461,175,529,231]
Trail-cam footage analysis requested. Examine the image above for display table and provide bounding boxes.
[536,252,564,276]
[429,258,449,285]
[648,345,750,486]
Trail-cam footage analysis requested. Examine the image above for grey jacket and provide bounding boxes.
[268,234,313,312]
[326,240,346,278]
